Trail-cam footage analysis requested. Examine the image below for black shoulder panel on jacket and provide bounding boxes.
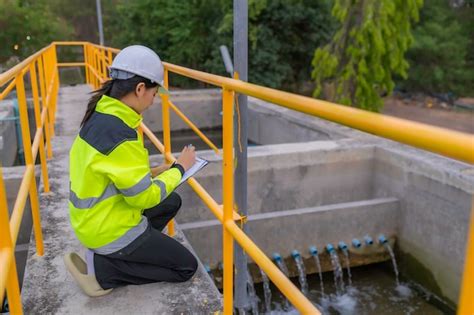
[79,112,137,155]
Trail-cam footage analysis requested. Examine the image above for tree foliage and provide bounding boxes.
[311,0,423,112]
[399,0,474,96]
[109,0,225,87]
[0,0,72,65]
[218,0,334,89]
[109,0,334,90]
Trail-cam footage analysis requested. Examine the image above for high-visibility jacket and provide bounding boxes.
[69,95,183,254]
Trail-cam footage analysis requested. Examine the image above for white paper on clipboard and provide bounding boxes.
[178,157,209,186]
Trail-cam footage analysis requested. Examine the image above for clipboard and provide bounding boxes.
[177,157,209,187]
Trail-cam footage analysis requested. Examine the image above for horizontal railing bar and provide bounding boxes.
[88,43,120,54]
[43,70,58,112]
[225,220,319,313]
[164,62,474,164]
[0,79,16,101]
[87,64,105,84]
[57,62,85,67]
[9,165,35,246]
[0,45,52,87]
[140,122,241,222]
[168,100,221,155]
[31,112,46,161]
[53,41,88,46]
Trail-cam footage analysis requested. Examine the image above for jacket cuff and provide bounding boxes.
[171,162,185,177]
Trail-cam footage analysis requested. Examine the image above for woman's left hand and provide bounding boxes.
[151,163,171,177]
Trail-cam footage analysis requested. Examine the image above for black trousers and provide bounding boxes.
[94,192,198,289]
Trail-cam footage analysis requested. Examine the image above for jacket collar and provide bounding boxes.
[95,95,142,129]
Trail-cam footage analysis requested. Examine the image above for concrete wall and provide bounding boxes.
[373,146,474,306]
[181,198,399,269]
[248,98,346,144]
[143,89,223,132]
[142,89,341,146]
[163,140,375,223]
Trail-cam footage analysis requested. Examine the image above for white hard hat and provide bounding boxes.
[109,45,165,88]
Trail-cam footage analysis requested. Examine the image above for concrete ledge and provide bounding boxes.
[181,197,400,268]
[143,89,222,132]
[23,227,222,314]
[164,141,376,223]
[21,86,222,314]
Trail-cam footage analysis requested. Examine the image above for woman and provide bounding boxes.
[64,45,198,296]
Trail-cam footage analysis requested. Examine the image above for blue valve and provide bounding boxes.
[338,241,348,250]
[326,244,335,253]
[352,238,361,248]
[364,235,374,245]
[291,250,301,258]
[273,253,282,262]
[309,246,318,256]
[378,234,388,244]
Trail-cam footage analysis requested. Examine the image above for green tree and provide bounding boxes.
[217,0,334,90]
[109,0,225,87]
[400,0,474,96]
[0,0,72,65]
[110,0,334,90]
[311,0,423,112]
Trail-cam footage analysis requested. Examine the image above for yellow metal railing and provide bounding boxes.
[1,41,473,314]
[0,43,59,314]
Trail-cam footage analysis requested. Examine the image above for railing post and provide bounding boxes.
[83,44,90,85]
[222,88,235,314]
[37,55,53,160]
[86,45,91,86]
[107,50,113,67]
[50,44,59,134]
[89,46,95,88]
[160,69,174,236]
[91,46,95,87]
[44,49,55,141]
[29,62,50,193]
[0,168,22,314]
[92,48,98,88]
[97,48,103,80]
[15,74,44,256]
[458,197,474,315]
[100,49,108,80]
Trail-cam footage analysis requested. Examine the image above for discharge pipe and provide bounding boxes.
[338,241,348,251]
[352,239,361,248]
[378,234,388,244]
[291,250,301,259]
[326,244,335,253]
[364,235,374,245]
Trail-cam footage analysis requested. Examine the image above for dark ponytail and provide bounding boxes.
[81,75,158,127]
[81,80,114,127]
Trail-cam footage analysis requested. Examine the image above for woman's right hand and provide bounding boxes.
[176,145,196,171]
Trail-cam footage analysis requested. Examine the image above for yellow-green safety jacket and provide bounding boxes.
[69,95,183,254]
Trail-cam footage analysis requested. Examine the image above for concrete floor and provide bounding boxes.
[20,85,222,314]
